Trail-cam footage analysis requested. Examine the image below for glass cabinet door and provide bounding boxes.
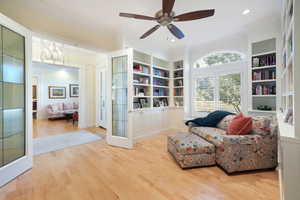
[1,26,25,166]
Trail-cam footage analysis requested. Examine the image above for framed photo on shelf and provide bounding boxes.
[48,86,66,99]
[138,98,148,108]
[70,84,79,97]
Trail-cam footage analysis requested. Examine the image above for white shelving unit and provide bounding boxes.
[278,1,300,200]
[279,0,300,138]
[173,60,184,107]
[132,50,172,110]
[249,38,277,114]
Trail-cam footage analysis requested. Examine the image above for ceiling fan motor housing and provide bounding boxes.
[156,10,175,26]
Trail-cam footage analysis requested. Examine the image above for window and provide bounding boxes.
[195,51,245,68]
[219,74,241,113]
[194,73,241,113]
[194,77,215,112]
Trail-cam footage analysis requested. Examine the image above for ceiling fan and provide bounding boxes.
[119,0,215,40]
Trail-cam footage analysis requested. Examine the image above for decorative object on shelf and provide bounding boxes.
[253,57,260,68]
[134,87,146,97]
[119,0,215,39]
[257,105,273,111]
[153,98,168,107]
[134,76,150,84]
[48,86,66,99]
[70,84,79,97]
[133,98,150,109]
[174,70,183,78]
[139,98,149,108]
[174,79,183,86]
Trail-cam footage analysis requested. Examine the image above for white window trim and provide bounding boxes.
[190,61,248,117]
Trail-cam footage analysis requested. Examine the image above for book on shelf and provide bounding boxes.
[133,64,150,74]
[252,70,276,80]
[154,88,169,96]
[252,53,276,67]
[253,84,276,95]
[153,78,168,87]
[174,88,184,96]
[153,68,169,78]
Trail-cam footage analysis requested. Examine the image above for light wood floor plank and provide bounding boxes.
[0,120,280,200]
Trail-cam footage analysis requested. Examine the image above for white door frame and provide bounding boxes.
[107,49,133,149]
[0,13,33,187]
[96,67,107,128]
[30,61,87,128]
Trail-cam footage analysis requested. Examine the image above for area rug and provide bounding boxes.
[33,130,102,155]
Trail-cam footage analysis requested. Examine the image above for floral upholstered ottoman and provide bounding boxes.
[168,133,216,169]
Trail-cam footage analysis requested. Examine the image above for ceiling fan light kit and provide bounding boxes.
[119,0,215,40]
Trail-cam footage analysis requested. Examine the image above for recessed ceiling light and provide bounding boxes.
[170,39,175,42]
[243,9,250,15]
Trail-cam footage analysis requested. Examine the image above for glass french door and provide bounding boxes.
[107,50,133,148]
[0,15,32,187]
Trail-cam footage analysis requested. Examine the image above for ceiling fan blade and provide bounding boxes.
[167,24,184,39]
[174,9,215,22]
[163,0,175,15]
[119,13,156,20]
[140,25,161,39]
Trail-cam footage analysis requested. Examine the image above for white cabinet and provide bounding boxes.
[279,137,300,200]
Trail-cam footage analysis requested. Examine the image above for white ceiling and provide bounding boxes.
[0,0,281,57]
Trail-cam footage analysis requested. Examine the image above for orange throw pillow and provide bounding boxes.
[227,113,253,135]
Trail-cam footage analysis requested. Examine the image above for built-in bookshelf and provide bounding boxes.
[279,0,298,138]
[133,51,152,109]
[132,50,171,109]
[129,50,187,110]
[278,2,300,200]
[173,60,184,107]
[250,38,277,113]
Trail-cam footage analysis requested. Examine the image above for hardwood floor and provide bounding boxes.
[33,119,106,138]
[0,121,280,200]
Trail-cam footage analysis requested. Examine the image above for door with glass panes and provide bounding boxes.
[107,49,133,149]
[0,14,32,187]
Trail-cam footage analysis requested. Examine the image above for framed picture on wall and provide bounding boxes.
[70,84,79,97]
[48,86,66,99]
